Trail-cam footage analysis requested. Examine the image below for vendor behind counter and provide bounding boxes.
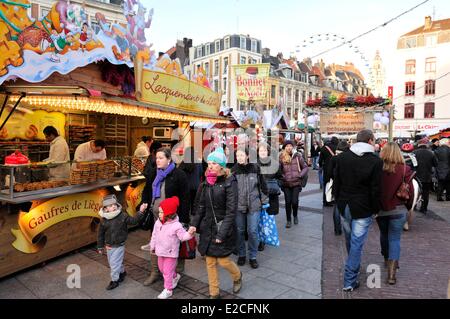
[43,126,70,181]
[74,140,107,163]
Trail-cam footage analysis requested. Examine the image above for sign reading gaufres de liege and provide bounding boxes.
[233,64,270,102]
[136,68,221,117]
[320,112,373,133]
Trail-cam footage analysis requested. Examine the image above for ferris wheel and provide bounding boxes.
[290,33,375,89]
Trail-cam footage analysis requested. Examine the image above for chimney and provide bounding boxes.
[424,16,432,30]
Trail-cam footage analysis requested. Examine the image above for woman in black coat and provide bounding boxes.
[189,147,242,299]
[139,148,190,285]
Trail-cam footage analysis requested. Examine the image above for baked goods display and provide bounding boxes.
[70,160,116,185]
[132,157,145,172]
[13,180,68,192]
[96,160,116,180]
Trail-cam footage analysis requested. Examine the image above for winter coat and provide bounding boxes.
[434,145,450,180]
[97,204,144,248]
[319,143,337,183]
[258,158,283,215]
[333,142,383,219]
[191,175,238,257]
[380,164,415,212]
[280,152,308,188]
[179,162,203,193]
[413,146,438,183]
[134,141,150,157]
[141,167,190,224]
[231,163,269,213]
[150,216,193,258]
[311,144,320,158]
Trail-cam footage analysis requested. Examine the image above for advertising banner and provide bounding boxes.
[320,112,373,133]
[233,64,270,102]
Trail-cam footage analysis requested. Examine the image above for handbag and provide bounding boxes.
[140,202,155,231]
[207,188,223,233]
[396,165,416,201]
[325,178,334,202]
[266,179,281,195]
[179,223,197,259]
[296,156,308,188]
[258,209,280,247]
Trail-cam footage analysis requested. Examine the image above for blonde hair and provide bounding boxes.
[280,150,292,165]
[380,142,405,173]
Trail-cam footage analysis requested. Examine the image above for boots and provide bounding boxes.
[144,253,161,286]
[387,260,398,285]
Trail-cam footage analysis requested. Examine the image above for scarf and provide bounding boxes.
[206,170,218,185]
[152,162,176,200]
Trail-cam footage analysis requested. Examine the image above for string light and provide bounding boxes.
[7,95,228,124]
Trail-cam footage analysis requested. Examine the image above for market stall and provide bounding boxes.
[0,0,225,278]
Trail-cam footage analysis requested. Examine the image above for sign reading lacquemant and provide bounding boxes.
[137,69,221,117]
[233,64,270,102]
[321,113,372,133]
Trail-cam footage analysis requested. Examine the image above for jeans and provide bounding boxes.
[283,186,301,222]
[340,205,373,288]
[106,245,125,282]
[333,205,342,234]
[376,211,407,261]
[236,210,260,260]
[318,168,324,189]
[312,156,319,170]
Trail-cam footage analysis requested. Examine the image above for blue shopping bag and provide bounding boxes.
[258,209,280,247]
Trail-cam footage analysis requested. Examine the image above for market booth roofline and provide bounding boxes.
[0,86,228,124]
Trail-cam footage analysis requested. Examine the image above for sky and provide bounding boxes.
[142,0,450,87]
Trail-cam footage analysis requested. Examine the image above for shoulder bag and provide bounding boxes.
[296,156,308,188]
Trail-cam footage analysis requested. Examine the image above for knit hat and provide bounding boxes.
[103,194,118,208]
[418,137,430,146]
[207,147,227,168]
[283,140,294,149]
[160,196,179,219]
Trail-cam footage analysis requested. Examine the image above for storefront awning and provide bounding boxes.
[0,86,228,124]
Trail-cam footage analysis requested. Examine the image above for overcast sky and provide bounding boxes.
[143,0,450,88]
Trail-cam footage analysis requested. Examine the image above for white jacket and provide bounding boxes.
[45,136,70,180]
[134,141,150,157]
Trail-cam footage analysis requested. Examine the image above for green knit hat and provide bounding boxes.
[207,147,227,168]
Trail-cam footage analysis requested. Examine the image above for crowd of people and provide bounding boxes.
[95,130,449,297]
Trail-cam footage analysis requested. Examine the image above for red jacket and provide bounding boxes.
[380,164,414,211]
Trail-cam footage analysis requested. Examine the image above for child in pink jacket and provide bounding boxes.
[150,196,195,299]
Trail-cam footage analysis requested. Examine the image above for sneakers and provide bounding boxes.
[286,221,292,228]
[141,243,151,251]
[233,271,243,294]
[118,271,127,283]
[294,217,299,225]
[157,288,173,299]
[106,281,119,290]
[249,259,259,269]
[172,273,181,289]
[342,281,360,292]
[237,256,246,266]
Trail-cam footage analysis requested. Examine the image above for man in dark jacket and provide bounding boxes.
[319,136,339,206]
[333,129,383,292]
[311,141,321,170]
[434,138,450,201]
[413,138,438,212]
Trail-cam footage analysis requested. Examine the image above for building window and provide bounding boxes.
[279,87,285,101]
[302,91,306,103]
[214,80,219,93]
[204,62,209,77]
[308,92,313,101]
[295,90,300,103]
[224,37,230,50]
[404,103,414,119]
[215,40,221,52]
[405,82,415,96]
[251,39,257,52]
[287,108,292,117]
[240,56,246,64]
[425,57,436,73]
[91,22,101,34]
[405,37,416,48]
[287,88,292,102]
[223,57,228,74]
[315,93,320,100]
[425,80,436,95]
[424,102,435,118]
[205,44,211,56]
[214,60,219,76]
[223,78,227,93]
[196,47,202,58]
[240,36,246,49]
[271,85,276,99]
[425,35,437,47]
[405,59,416,75]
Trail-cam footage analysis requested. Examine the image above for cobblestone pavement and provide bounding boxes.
[322,203,450,299]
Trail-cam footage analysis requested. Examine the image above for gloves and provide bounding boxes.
[262,203,270,210]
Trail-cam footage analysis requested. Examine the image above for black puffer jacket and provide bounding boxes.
[191,175,238,257]
[97,207,144,248]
